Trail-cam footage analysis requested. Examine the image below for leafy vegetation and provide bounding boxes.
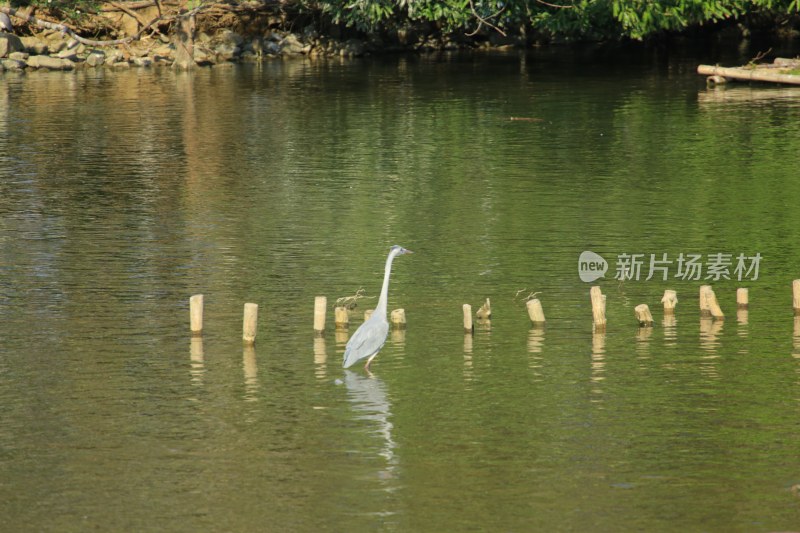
[310,0,799,40]
[6,0,799,41]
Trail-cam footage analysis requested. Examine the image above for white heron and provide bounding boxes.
[342,245,412,370]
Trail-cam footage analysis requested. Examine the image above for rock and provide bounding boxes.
[152,44,174,61]
[2,58,25,70]
[8,51,29,61]
[243,37,264,55]
[106,50,125,64]
[27,55,74,70]
[111,60,130,68]
[281,33,309,54]
[264,41,281,55]
[85,51,105,67]
[218,30,243,47]
[215,43,239,62]
[193,49,215,66]
[132,56,152,67]
[0,31,24,58]
[20,36,48,55]
[56,49,78,61]
[341,39,366,57]
[45,35,68,54]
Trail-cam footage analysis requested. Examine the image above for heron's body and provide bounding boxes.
[342,245,411,370]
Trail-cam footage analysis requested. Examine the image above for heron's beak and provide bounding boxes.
[404,249,414,254]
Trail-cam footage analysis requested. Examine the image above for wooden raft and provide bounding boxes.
[698,58,800,86]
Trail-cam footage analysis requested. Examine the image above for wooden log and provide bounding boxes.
[476,298,491,320]
[661,290,678,314]
[313,296,327,335]
[590,286,606,331]
[189,294,203,336]
[242,303,258,345]
[463,304,473,333]
[526,298,546,326]
[334,306,349,329]
[697,64,800,86]
[390,308,406,329]
[794,280,800,315]
[634,304,654,327]
[700,285,724,319]
[364,309,374,321]
[736,288,749,309]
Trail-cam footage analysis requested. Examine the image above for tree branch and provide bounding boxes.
[0,4,202,47]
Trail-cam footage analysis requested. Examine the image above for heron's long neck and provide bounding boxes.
[375,251,397,316]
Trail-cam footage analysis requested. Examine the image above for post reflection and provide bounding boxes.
[793,317,800,395]
[390,328,406,348]
[463,333,474,382]
[527,328,545,375]
[190,337,204,388]
[343,370,398,483]
[590,332,605,404]
[636,325,652,359]
[242,345,259,402]
[314,336,328,380]
[663,314,677,346]
[699,318,723,380]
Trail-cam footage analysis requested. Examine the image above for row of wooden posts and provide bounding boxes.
[188,280,800,342]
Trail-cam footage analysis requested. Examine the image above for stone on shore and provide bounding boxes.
[2,58,26,70]
[27,55,74,70]
[0,32,24,58]
[86,51,106,67]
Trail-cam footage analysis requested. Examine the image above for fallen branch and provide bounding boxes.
[0,4,202,47]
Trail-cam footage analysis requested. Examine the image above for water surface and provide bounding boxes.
[2,43,800,531]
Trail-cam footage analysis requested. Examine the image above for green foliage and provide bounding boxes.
[310,0,800,40]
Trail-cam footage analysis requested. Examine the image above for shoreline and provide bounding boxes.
[1,7,799,73]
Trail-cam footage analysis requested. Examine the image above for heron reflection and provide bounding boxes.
[343,370,398,476]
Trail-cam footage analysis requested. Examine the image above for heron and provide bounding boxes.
[342,245,412,370]
[0,13,12,32]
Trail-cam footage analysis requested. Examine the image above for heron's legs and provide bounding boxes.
[364,353,377,371]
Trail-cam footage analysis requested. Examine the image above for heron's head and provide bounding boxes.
[390,245,413,256]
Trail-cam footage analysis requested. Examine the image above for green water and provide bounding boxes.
[2,44,800,531]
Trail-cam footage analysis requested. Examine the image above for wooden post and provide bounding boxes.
[634,304,654,327]
[661,290,677,314]
[364,309,374,321]
[590,286,606,331]
[526,298,546,326]
[463,304,473,333]
[699,286,711,317]
[793,280,800,315]
[390,308,406,329]
[242,303,258,345]
[189,294,203,336]
[700,285,724,319]
[334,306,349,329]
[476,298,491,320]
[313,296,327,335]
[736,288,749,309]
